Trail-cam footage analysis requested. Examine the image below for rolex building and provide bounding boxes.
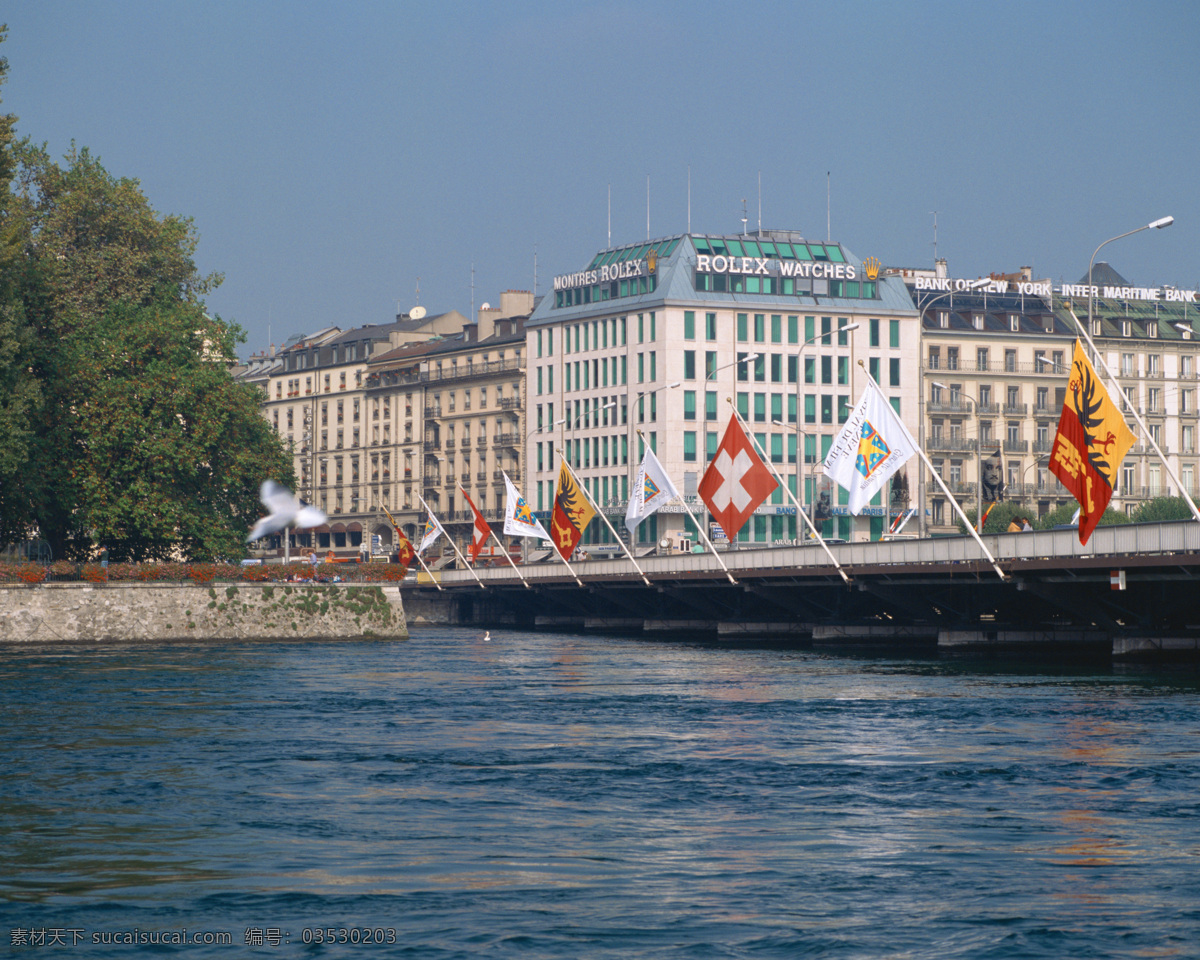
[524,231,919,550]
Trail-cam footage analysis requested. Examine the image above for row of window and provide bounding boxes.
[693,274,878,300]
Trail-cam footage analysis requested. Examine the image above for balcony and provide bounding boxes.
[495,469,520,482]
[1003,403,1028,417]
[424,438,441,451]
[476,436,489,448]
[424,406,441,418]
[495,433,518,447]
[460,472,471,483]
[460,437,472,449]
[927,401,972,415]
[499,396,521,410]
[477,471,488,481]
[1003,439,1029,453]
[927,437,977,453]
[976,402,1001,416]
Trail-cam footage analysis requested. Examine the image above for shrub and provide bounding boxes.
[81,564,108,583]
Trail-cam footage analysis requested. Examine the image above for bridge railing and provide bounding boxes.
[431,520,1200,587]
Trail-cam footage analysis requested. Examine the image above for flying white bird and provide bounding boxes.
[247,481,327,542]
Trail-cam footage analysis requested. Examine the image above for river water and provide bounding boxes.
[2,630,1199,958]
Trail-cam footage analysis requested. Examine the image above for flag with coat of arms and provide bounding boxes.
[416,510,446,558]
[698,413,778,541]
[502,472,552,541]
[823,378,918,515]
[625,445,680,533]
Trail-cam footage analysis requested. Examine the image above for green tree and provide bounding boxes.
[0,44,290,559]
[1129,496,1194,524]
[1034,502,1129,530]
[65,299,292,560]
[957,501,1032,535]
[0,25,41,545]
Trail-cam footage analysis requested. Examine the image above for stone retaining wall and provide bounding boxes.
[0,582,407,642]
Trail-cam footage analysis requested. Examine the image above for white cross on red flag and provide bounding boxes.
[460,485,492,563]
[698,413,778,542]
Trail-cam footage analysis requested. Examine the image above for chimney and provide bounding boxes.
[935,258,948,280]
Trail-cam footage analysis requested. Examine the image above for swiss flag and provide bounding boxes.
[698,413,778,541]
[460,485,492,563]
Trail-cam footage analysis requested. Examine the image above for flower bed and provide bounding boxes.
[0,560,414,584]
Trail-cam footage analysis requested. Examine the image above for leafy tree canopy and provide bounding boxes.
[0,26,290,558]
[1034,501,1129,531]
[1129,497,1195,524]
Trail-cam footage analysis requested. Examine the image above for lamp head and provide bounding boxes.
[1149,216,1174,230]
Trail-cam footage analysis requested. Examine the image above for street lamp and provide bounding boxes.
[933,381,982,532]
[1076,215,1200,526]
[1088,216,1173,339]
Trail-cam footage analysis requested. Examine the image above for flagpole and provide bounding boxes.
[1065,307,1200,525]
[727,400,851,584]
[490,526,530,588]
[858,366,1007,580]
[381,503,442,591]
[635,428,736,584]
[420,494,485,589]
[557,450,652,586]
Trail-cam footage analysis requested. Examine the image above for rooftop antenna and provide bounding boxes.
[687,165,691,235]
[826,172,831,242]
[607,184,611,249]
[470,262,475,322]
[533,243,538,298]
[932,211,938,265]
[758,171,762,234]
[741,198,748,236]
[415,277,421,306]
[646,174,650,240]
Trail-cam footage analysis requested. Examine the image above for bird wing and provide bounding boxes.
[247,514,287,542]
[260,480,297,515]
[294,506,328,530]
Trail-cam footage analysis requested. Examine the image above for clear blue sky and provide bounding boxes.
[5,1,1198,357]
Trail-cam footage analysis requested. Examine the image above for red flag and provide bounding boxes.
[698,413,778,541]
[460,485,492,563]
[381,506,415,574]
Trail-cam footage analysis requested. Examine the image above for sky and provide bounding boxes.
[4,1,1199,358]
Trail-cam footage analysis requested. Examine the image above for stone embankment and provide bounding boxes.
[0,582,407,642]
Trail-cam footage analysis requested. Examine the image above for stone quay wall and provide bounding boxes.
[0,582,408,643]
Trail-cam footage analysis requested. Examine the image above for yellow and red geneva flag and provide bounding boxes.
[381,505,415,574]
[550,461,596,561]
[1049,340,1136,545]
[698,413,778,541]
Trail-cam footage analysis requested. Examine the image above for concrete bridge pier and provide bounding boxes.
[938,628,1110,657]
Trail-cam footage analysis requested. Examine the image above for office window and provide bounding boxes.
[737,313,748,341]
[684,350,696,380]
[889,319,900,348]
[754,314,766,342]
[684,311,695,340]
[706,391,717,420]
[788,315,798,344]
[684,432,697,462]
[683,390,696,420]
[890,358,901,386]
[771,315,782,343]
[706,312,717,341]
[754,393,766,422]
[869,318,880,347]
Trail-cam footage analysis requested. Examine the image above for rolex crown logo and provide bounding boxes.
[863,256,881,281]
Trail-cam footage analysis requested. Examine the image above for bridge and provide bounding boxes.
[413,521,1200,660]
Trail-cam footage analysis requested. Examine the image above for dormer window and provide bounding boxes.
[972,314,984,330]
[1122,320,1132,337]
[1009,314,1020,332]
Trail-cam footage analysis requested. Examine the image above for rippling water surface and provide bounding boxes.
[2,630,1200,958]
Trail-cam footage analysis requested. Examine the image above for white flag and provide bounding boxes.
[625,446,681,533]
[502,472,552,541]
[823,379,918,516]
[416,511,446,558]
